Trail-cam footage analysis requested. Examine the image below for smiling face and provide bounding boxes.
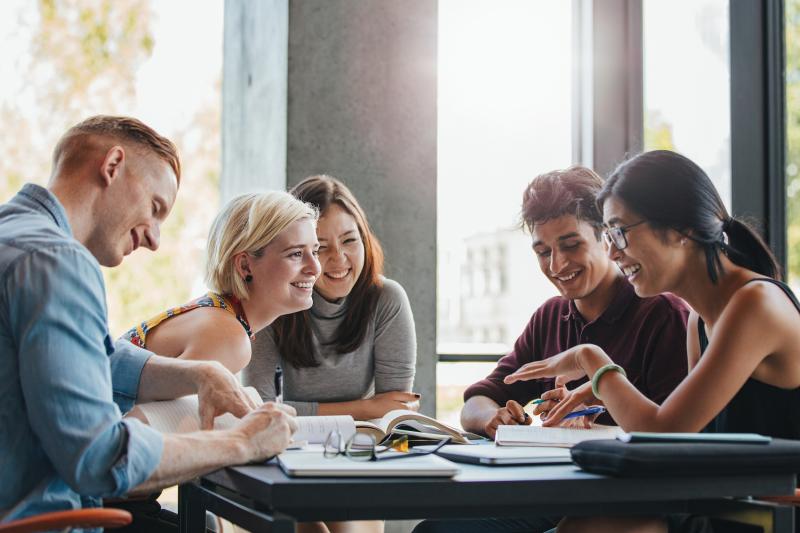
[89,151,177,267]
[246,218,321,315]
[314,203,366,302]
[531,215,614,302]
[602,195,686,297]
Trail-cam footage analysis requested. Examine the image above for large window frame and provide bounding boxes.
[437,0,788,364]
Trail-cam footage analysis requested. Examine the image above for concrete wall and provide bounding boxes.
[286,0,438,415]
[222,0,439,415]
[221,0,289,201]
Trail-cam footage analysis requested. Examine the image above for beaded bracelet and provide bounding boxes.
[591,363,627,400]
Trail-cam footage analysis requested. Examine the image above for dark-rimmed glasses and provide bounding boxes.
[602,220,646,251]
[323,430,450,461]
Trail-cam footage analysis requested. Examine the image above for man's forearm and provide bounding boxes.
[136,355,215,402]
[131,430,247,494]
[460,396,501,435]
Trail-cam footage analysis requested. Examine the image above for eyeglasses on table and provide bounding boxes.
[323,430,450,461]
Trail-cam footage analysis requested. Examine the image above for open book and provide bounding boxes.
[356,409,483,445]
[495,424,622,448]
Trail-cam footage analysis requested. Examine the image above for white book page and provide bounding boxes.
[136,387,263,434]
[293,415,357,444]
[495,425,622,447]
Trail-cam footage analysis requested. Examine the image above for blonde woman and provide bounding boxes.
[121,191,321,377]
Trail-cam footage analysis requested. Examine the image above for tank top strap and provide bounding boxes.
[124,291,253,348]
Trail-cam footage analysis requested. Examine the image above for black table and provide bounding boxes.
[179,459,796,532]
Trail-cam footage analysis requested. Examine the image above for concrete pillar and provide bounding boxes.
[222,0,438,415]
[287,0,438,415]
[221,0,288,202]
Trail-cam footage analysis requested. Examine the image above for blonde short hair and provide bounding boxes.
[205,191,318,300]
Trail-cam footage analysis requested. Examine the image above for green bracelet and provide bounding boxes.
[591,363,627,400]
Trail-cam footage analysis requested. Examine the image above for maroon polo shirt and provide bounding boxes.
[464,277,689,425]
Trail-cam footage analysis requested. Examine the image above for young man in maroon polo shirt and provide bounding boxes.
[460,166,689,438]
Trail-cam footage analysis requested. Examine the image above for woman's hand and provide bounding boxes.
[356,391,421,420]
[504,345,592,386]
[536,381,600,428]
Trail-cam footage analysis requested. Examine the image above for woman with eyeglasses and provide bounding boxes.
[244,175,418,533]
[505,150,800,533]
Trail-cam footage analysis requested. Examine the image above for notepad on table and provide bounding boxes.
[617,432,772,444]
[277,449,460,477]
[418,443,572,466]
[495,424,622,448]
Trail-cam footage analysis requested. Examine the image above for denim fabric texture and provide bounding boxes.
[0,184,163,530]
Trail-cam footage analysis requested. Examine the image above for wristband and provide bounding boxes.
[591,363,626,400]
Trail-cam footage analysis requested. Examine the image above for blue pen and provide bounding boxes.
[561,406,605,420]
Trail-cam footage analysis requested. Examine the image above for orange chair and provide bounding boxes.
[760,488,800,505]
[0,508,132,533]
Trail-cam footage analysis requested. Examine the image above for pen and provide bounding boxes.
[529,398,548,405]
[561,406,605,420]
[274,364,283,404]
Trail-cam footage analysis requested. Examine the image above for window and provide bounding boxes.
[643,0,731,207]
[0,0,222,334]
[437,0,570,420]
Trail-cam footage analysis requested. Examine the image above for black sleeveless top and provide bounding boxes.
[699,278,800,439]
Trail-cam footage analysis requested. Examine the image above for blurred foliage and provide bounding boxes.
[787,0,800,285]
[643,109,676,152]
[0,0,220,335]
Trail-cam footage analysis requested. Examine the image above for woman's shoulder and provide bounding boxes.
[375,277,411,306]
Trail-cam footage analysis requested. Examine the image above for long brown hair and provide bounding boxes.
[272,175,385,367]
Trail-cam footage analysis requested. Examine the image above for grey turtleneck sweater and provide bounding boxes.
[242,278,417,415]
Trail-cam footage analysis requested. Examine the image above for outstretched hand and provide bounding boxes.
[503,345,590,386]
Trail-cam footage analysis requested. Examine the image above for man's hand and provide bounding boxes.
[233,402,298,462]
[484,400,531,439]
[194,361,259,429]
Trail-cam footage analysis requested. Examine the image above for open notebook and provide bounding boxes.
[134,387,357,443]
[495,424,622,448]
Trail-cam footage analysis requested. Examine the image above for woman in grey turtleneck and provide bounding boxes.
[243,174,418,419]
[243,175,417,533]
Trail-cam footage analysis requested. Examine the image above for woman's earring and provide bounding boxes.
[245,274,253,283]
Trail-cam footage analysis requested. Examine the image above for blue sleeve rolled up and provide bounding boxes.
[7,245,163,496]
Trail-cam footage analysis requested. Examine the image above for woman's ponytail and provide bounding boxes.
[722,217,781,280]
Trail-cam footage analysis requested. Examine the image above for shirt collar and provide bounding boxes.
[16,183,73,237]
[562,276,635,325]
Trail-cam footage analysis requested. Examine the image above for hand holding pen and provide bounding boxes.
[484,399,533,439]
[530,380,601,428]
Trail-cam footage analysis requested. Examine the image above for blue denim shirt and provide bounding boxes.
[0,184,164,527]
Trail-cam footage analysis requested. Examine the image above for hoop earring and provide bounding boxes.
[245,274,253,283]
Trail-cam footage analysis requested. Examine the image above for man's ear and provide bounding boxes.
[100,145,125,186]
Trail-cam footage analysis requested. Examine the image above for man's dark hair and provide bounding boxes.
[521,165,604,238]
